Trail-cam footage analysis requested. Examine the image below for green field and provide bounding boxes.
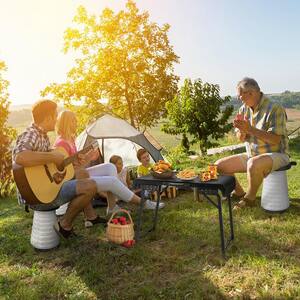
[1,138,300,299]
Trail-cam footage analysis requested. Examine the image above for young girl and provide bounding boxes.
[109,155,131,188]
[109,154,164,209]
[54,111,162,223]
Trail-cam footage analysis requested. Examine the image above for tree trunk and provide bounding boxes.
[199,141,207,157]
[198,146,203,157]
[124,82,135,128]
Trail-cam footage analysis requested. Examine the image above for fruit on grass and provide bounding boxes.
[122,240,135,248]
[122,240,131,248]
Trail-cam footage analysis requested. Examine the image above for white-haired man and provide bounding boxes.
[215,78,289,209]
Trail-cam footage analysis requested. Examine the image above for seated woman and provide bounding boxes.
[54,111,163,221]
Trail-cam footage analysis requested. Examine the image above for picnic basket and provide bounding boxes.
[106,209,134,244]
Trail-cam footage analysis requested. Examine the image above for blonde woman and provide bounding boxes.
[54,111,161,224]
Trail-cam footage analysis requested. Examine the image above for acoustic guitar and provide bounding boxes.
[13,141,98,205]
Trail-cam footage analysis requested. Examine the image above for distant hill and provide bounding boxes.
[9,91,300,131]
[230,91,300,109]
[8,108,32,129]
[8,104,63,130]
[10,104,33,111]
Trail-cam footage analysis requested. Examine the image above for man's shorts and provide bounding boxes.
[30,180,78,211]
[238,152,290,172]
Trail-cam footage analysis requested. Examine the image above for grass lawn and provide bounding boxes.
[1,138,300,299]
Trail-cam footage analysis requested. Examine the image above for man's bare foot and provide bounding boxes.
[233,197,256,211]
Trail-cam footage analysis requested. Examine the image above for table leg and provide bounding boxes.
[217,194,226,257]
[135,187,146,241]
[193,187,200,201]
[227,195,234,241]
[152,185,162,231]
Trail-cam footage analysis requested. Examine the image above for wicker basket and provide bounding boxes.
[106,209,134,244]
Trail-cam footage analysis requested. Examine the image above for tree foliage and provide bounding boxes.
[42,0,179,130]
[0,61,16,197]
[162,78,233,155]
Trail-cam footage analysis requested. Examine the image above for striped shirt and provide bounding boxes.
[12,123,50,163]
[238,95,289,156]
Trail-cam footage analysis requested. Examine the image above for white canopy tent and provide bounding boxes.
[76,114,164,166]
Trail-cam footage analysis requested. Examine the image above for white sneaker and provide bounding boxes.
[106,204,121,215]
[144,200,165,210]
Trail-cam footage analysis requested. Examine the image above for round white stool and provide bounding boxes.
[31,210,60,250]
[261,162,296,213]
[55,202,69,216]
[261,170,289,212]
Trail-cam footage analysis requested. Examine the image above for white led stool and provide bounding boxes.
[261,162,296,212]
[31,209,60,250]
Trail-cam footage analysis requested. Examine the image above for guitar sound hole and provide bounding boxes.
[53,171,67,184]
[57,164,65,172]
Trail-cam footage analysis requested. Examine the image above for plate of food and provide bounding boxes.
[151,160,174,179]
[176,169,198,181]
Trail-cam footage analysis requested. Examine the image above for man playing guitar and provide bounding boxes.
[12,100,98,238]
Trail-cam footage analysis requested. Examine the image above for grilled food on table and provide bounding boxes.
[176,169,196,179]
[152,160,172,173]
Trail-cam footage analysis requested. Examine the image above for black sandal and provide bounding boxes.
[84,215,107,228]
[54,221,77,239]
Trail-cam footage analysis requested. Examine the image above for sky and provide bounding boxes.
[1,0,300,106]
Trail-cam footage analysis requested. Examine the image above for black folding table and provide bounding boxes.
[134,175,236,257]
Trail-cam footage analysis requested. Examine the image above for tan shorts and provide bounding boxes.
[238,152,290,172]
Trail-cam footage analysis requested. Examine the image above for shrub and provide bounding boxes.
[0,60,16,198]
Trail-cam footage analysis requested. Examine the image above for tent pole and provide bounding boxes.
[102,138,104,162]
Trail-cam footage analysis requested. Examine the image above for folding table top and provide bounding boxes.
[134,175,236,197]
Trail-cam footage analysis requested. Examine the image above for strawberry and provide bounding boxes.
[235,114,248,121]
[121,221,127,225]
[122,240,131,248]
[119,216,126,223]
[111,218,119,224]
[235,114,243,121]
[121,240,135,248]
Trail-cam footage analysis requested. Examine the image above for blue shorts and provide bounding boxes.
[30,180,78,211]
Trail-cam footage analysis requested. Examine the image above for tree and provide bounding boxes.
[0,60,16,197]
[162,78,233,155]
[42,0,179,130]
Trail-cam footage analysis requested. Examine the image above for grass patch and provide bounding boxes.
[1,138,300,299]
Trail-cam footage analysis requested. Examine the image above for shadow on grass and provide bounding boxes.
[1,192,300,299]
[0,199,227,299]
